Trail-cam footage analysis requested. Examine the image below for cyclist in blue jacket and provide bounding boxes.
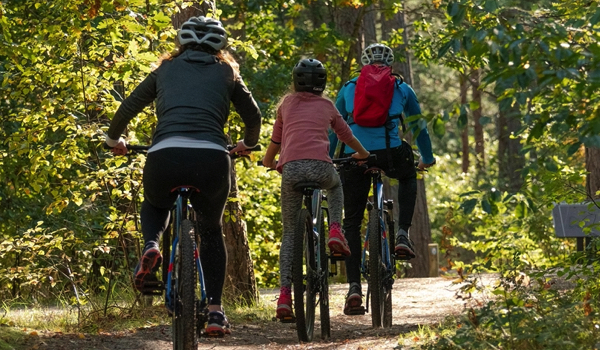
[331,43,435,315]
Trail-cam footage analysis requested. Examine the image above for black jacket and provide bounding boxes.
[107,50,261,148]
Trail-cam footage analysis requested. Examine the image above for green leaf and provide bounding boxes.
[567,142,582,156]
[433,117,446,138]
[460,198,478,214]
[515,201,527,218]
[481,199,492,214]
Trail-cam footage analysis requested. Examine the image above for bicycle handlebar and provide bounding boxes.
[332,154,377,165]
[104,143,261,159]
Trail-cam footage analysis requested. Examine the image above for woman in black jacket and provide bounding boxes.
[104,16,262,337]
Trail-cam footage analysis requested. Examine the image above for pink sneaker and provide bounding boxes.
[276,286,294,320]
[328,223,351,257]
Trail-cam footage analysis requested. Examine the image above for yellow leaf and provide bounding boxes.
[78,333,85,339]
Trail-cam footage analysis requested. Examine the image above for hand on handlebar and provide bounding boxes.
[228,140,255,157]
[260,157,277,170]
[351,151,371,165]
[417,158,436,171]
[106,137,128,155]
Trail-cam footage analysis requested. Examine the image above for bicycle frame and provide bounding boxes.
[361,172,394,282]
[165,188,207,314]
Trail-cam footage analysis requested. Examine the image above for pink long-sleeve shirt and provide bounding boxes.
[272,92,355,173]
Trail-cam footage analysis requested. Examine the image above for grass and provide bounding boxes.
[0,285,280,338]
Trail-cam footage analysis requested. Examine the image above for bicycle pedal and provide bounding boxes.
[330,252,346,261]
[344,306,366,315]
[278,315,296,323]
[394,253,414,261]
[141,281,164,295]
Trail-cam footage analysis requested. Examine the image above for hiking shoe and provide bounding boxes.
[328,222,351,257]
[343,282,365,315]
[205,311,231,337]
[276,286,294,320]
[395,229,416,260]
[133,242,162,292]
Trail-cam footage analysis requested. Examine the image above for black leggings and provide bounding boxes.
[341,142,417,284]
[141,147,231,305]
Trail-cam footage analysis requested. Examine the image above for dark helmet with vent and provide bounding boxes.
[292,58,327,94]
[177,16,228,51]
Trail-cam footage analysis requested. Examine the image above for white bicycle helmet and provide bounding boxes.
[177,16,227,51]
[361,43,394,66]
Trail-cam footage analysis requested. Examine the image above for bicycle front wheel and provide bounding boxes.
[292,208,316,342]
[368,207,384,328]
[173,219,198,350]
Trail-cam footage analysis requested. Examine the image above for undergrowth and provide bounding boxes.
[401,250,600,350]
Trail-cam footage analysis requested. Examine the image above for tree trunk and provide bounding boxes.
[222,161,258,304]
[460,73,470,173]
[387,3,431,278]
[363,4,377,45]
[586,147,600,200]
[471,69,485,172]
[334,5,365,87]
[171,2,211,29]
[497,104,524,193]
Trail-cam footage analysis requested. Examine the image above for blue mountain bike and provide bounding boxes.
[115,144,258,349]
[334,155,395,328]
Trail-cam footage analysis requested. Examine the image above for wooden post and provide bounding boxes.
[428,243,439,277]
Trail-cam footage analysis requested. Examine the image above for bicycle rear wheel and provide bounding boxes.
[173,219,198,350]
[383,210,394,328]
[318,209,330,339]
[292,208,316,342]
[368,207,384,328]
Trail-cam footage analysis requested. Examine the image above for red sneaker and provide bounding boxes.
[133,243,162,292]
[328,223,351,257]
[276,286,294,320]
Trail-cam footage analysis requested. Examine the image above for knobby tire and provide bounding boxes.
[292,208,316,342]
[368,207,384,328]
[318,209,330,339]
[173,219,198,350]
[383,210,394,328]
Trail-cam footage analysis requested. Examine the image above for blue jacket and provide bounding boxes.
[331,75,434,164]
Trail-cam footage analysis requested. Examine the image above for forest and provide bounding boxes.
[2,0,600,348]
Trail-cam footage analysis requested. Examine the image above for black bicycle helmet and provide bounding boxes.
[361,43,394,66]
[292,58,327,94]
[177,16,228,51]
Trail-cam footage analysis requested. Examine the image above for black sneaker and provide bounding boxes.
[133,242,162,292]
[205,311,231,337]
[343,282,365,315]
[395,229,416,260]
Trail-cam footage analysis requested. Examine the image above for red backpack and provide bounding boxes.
[352,65,396,127]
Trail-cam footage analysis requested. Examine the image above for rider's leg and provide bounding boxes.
[340,158,371,313]
[189,150,232,336]
[391,142,418,259]
[277,161,307,319]
[312,162,351,256]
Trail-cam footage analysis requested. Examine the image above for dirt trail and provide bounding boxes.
[23,275,496,350]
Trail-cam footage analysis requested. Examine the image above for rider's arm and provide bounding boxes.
[231,75,262,149]
[344,136,370,159]
[403,84,435,165]
[106,71,158,145]
[262,141,280,170]
[261,113,283,170]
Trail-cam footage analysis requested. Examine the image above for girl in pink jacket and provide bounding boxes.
[261,58,369,320]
